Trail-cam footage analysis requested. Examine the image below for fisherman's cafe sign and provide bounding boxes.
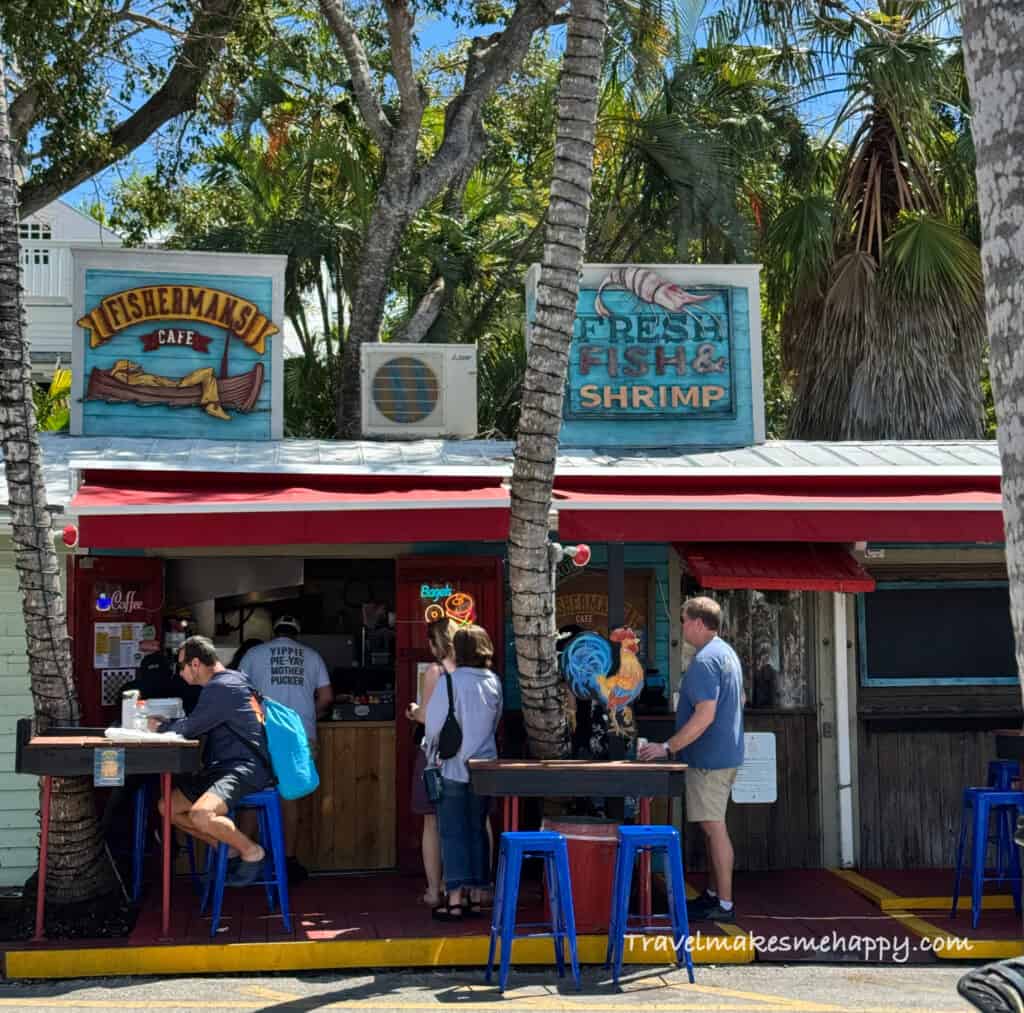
[71,249,286,440]
[525,263,764,448]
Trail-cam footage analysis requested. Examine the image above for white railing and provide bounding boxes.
[19,240,117,300]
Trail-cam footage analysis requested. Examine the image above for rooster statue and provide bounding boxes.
[561,627,646,734]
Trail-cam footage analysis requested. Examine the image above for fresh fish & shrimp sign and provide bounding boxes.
[525,263,764,449]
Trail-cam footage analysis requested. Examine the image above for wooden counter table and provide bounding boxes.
[296,721,396,871]
[15,720,200,941]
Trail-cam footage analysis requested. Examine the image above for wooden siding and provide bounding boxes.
[682,710,821,871]
[0,541,42,886]
[857,719,1014,868]
[294,722,396,871]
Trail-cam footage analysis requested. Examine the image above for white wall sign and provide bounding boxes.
[732,731,777,804]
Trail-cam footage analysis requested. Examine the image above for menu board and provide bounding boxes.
[94,622,147,669]
[731,732,777,804]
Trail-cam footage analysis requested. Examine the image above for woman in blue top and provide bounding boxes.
[424,624,502,921]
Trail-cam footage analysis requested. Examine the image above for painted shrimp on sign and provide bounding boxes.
[70,248,287,440]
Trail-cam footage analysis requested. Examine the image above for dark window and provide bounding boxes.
[858,582,1017,686]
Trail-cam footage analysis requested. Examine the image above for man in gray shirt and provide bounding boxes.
[150,635,274,886]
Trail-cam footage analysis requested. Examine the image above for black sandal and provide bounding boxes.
[432,903,465,922]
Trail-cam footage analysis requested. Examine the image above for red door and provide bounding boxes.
[71,557,164,728]
[394,555,504,872]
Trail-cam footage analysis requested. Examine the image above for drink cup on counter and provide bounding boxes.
[637,737,648,753]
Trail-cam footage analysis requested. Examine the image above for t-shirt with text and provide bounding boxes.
[239,637,330,741]
[674,636,744,769]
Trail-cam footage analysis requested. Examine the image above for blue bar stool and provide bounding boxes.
[130,779,198,902]
[950,787,1024,928]
[988,760,1020,791]
[486,831,581,992]
[988,761,1021,876]
[606,825,695,985]
[202,788,291,938]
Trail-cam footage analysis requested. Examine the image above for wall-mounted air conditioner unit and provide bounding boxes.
[360,343,478,439]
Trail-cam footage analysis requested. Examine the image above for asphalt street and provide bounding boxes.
[0,963,980,1013]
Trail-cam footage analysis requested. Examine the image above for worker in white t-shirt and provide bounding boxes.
[239,616,333,882]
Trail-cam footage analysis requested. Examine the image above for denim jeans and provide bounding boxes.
[437,778,490,891]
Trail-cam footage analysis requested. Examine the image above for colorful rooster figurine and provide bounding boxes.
[562,627,646,733]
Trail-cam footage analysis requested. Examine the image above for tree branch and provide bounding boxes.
[318,0,394,148]
[8,84,41,150]
[395,275,447,343]
[412,0,561,206]
[384,0,423,128]
[18,0,245,217]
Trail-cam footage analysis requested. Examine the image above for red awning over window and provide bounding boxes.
[677,542,876,592]
[71,472,510,548]
[554,488,1003,543]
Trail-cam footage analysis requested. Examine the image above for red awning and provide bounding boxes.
[554,488,1004,543]
[677,542,875,592]
[71,473,510,548]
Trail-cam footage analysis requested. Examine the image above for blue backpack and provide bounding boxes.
[228,690,320,800]
[258,694,320,800]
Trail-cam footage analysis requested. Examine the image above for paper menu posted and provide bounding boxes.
[416,662,433,705]
[731,731,777,804]
[94,622,146,669]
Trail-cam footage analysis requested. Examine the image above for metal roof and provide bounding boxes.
[0,435,1002,515]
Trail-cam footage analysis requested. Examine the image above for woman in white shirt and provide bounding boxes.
[424,624,502,921]
[405,617,456,907]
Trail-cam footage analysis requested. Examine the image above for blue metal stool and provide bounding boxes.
[988,762,1021,877]
[606,825,694,985]
[486,831,581,992]
[203,788,290,938]
[130,779,198,902]
[951,788,1024,928]
[988,760,1020,791]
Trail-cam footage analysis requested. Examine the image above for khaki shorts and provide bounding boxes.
[685,767,738,823]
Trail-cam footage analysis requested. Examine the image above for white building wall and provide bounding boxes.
[21,201,123,376]
[24,302,74,362]
[0,538,68,887]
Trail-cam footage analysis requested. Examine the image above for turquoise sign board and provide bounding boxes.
[71,249,286,440]
[525,263,764,449]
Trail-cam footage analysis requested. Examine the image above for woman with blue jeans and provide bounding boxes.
[424,624,502,921]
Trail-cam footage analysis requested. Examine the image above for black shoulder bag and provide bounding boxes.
[437,669,463,760]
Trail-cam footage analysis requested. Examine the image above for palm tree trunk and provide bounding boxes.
[962,2,1024,703]
[508,0,607,759]
[0,49,115,903]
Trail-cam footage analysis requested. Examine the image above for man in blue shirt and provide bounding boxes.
[149,635,274,887]
[639,597,744,922]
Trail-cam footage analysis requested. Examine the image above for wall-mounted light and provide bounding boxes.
[61,524,79,548]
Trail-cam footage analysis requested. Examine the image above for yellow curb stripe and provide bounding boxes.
[3,931,753,980]
[827,868,901,906]
[879,894,1014,911]
[884,908,1024,961]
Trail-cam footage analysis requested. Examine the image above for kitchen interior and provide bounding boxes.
[165,555,400,871]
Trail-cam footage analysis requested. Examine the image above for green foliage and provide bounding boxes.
[33,367,71,433]
[476,324,527,438]
[283,352,338,438]
[755,0,984,439]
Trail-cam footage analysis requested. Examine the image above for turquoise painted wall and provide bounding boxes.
[80,269,275,440]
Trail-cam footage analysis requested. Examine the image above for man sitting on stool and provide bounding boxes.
[149,635,274,886]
